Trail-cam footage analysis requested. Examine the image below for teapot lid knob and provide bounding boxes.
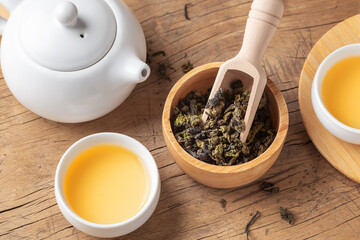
[55,1,78,27]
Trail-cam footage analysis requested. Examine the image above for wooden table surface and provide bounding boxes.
[1,1,360,239]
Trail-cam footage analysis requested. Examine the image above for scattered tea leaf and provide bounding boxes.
[219,199,227,208]
[184,3,191,20]
[158,63,171,81]
[146,53,152,64]
[245,211,260,240]
[152,51,166,57]
[171,80,275,166]
[182,60,194,73]
[260,181,280,193]
[146,44,153,64]
[280,207,294,224]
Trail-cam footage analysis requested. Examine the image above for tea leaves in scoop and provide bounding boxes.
[171,80,275,166]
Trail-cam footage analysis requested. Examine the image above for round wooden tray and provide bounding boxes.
[299,14,360,183]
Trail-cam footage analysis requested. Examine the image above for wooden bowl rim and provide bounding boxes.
[162,62,289,173]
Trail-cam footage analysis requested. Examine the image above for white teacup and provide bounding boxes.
[312,44,360,144]
[54,132,161,238]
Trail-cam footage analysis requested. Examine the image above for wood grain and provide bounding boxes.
[299,15,360,184]
[162,62,288,188]
[1,0,360,239]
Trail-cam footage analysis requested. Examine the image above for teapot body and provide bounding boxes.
[1,0,149,123]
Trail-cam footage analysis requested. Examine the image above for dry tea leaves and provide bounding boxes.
[182,60,194,73]
[171,80,275,166]
[184,3,191,20]
[158,63,169,80]
[280,207,294,224]
[146,53,151,64]
[152,51,166,57]
[147,50,166,64]
[219,199,227,208]
[158,62,174,81]
[260,181,280,193]
[245,211,260,240]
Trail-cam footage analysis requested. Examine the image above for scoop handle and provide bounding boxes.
[236,0,284,68]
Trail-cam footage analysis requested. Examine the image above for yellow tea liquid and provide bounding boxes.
[64,144,149,225]
[321,56,360,129]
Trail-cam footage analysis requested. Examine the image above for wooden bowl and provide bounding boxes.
[162,62,289,188]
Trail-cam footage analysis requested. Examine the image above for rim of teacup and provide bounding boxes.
[54,132,160,230]
[312,43,360,134]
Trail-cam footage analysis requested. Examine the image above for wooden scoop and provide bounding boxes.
[202,0,284,143]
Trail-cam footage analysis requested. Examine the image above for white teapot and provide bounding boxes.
[0,0,150,123]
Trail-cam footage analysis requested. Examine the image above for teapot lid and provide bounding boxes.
[19,0,116,72]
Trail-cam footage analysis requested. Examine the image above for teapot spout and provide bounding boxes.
[122,56,150,83]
